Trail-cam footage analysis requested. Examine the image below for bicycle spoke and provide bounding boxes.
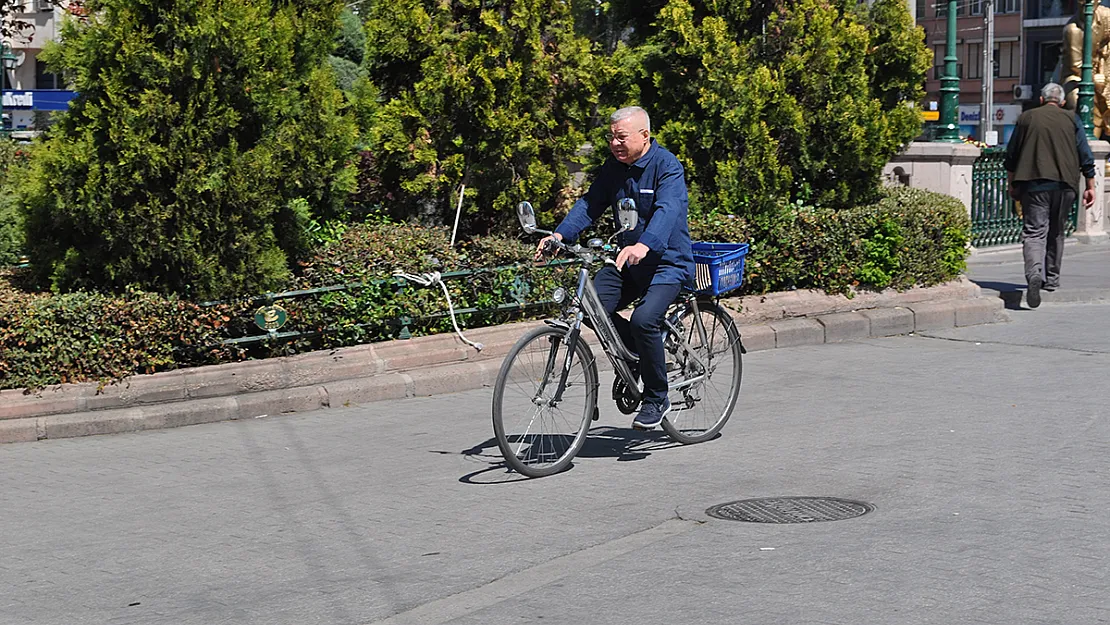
[661,302,742,444]
[493,326,597,477]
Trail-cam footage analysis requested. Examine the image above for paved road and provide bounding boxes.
[3,302,1109,625]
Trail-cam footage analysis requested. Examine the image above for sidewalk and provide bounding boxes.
[967,239,1110,308]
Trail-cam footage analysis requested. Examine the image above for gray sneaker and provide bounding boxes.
[632,398,672,430]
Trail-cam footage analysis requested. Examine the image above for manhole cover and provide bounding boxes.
[706,497,873,523]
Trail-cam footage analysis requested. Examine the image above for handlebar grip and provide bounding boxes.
[542,238,559,256]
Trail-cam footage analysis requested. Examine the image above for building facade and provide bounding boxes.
[917,0,1110,144]
[919,0,1026,143]
[2,0,75,133]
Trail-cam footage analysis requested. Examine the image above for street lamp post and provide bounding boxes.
[0,44,18,137]
[1078,0,1097,139]
[936,0,962,142]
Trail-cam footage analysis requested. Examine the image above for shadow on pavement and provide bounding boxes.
[455,426,696,484]
[970,279,1026,310]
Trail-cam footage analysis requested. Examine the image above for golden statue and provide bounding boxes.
[1062,4,1110,138]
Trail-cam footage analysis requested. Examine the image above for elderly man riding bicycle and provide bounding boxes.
[536,106,695,430]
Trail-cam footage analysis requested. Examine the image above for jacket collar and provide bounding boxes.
[629,139,659,169]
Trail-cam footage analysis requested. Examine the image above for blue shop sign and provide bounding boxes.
[1,90,77,111]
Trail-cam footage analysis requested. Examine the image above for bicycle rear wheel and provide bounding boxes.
[492,325,598,477]
[661,301,742,444]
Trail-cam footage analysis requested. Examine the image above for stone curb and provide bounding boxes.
[0,281,1007,445]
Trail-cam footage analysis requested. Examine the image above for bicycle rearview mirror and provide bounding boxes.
[517,202,537,233]
[617,198,637,231]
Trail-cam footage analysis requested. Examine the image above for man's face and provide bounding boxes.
[608,115,649,164]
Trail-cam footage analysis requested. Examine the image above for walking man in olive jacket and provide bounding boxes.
[1004,82,1096,308]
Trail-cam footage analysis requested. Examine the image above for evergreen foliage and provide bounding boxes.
[609,0,930,218]
[359,0,605,232]
[329,7,368,91]
[20,0,358,300]
[0,140,29,266]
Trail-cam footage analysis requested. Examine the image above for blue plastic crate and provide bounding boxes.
[692,242,749,296]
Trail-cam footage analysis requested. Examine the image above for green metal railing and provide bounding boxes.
[971,147,1078,247]
[198,259,581,348]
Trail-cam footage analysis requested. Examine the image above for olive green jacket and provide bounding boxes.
[1003,103,1095,193]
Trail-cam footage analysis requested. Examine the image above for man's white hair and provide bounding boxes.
[1041,82,1065,105]
[611,106,651,132]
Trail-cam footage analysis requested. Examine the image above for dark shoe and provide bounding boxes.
[1043,283,1058,292]
[632,398,671,430]
[1027,276,1042,309]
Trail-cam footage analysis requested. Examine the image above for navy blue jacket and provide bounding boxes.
[555,140,695,286]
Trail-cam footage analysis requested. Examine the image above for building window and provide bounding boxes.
[916,0,926,19]
[995,41,1020,79]
[967,43,983,79]
[1033,0,1076,19]
[1040,41,1063,85]
[996,0,1019,13]
[36,59,61,89]
[933,45,964,79]
[969,0,983,15]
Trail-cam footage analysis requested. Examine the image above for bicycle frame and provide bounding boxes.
[545,262,714,407]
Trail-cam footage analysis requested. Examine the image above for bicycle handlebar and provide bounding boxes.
[538,236,619,267]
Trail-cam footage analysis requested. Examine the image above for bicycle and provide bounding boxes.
[492,199,746,478]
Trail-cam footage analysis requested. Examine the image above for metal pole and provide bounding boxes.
[1079,0,1097,139]
[937,0,962,142]
[984,0,995,143]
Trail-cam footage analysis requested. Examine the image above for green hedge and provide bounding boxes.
[279,223,579,350]
[0,187,969,391]
[690,186,970,296]
[0,274,240,391]
[0,224,578,391]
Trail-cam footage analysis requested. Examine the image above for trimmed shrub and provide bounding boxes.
[0,270,241,391]
[690,186,970,295]
[284,222,579,347]
[0,223,579,391]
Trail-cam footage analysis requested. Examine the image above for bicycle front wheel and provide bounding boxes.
[492,325,598,477]
[661,301,742,444]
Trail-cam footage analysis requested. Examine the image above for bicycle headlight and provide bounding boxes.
[552,287,567,304]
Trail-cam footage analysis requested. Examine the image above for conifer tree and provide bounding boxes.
[361,0,603,232]
[613,0,929,215]
[21,0,358,299]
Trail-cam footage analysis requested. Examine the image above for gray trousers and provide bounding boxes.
[1020,188,1075,287]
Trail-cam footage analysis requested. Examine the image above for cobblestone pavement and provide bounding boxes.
[2,303,1108,625]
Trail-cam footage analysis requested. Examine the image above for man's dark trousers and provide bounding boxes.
[592,265,682,408]
[1020,188,1076,288]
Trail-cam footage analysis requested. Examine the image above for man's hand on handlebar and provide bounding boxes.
[615,242,649,270]
[534,233,564,261]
